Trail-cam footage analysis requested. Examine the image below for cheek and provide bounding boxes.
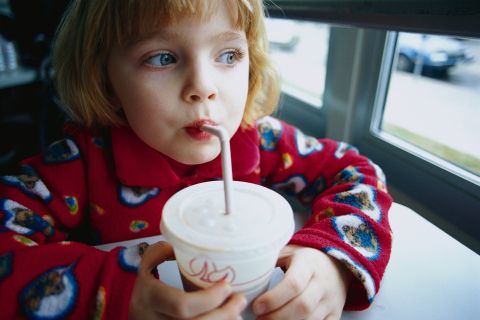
[238,67,250,114]
[228,64,250,106]
[116,81,166,116]
[108,55,166,110]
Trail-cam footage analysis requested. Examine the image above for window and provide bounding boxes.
[380,32,480,182]
[265,18,329,107]
[264,1,480,253]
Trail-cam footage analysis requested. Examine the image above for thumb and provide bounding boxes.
[140,241,175,274]
[276,244,299,270]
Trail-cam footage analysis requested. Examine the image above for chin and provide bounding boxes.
[178,155,217,166]
[174,147,220,166]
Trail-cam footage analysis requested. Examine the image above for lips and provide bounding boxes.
[185,119,218,141]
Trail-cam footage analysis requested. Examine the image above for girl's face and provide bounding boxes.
[107,2,249,165]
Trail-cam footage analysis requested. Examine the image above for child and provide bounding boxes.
[0,0,392,319]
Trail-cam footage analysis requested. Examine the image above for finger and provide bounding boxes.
[138,242,234,317]
[258,275,323,320]
[323,312,342,320]
[253,257,313,316]
[305,304,330,320]
[196,293,247,320]
[152,280,234,318]
[140,241,175,273]
[276,245,298,269]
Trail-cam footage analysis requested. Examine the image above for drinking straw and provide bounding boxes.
[200,125,234,215]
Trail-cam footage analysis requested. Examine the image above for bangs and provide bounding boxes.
[108,0,252,47]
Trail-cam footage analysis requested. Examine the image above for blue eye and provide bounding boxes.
[217,50,243,65]
[146,53,177,66]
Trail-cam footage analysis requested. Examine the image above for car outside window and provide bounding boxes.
[382,32,480,180]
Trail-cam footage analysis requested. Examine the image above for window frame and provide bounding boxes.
[266,3,480,253]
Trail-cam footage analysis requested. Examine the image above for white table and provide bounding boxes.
[97,203,480,320]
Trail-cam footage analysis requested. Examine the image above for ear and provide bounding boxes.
[108,94,122,111]
[106,79,122,110]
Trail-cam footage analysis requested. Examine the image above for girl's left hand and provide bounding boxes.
[252,245,352,320]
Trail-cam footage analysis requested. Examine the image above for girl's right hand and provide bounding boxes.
[128,241,247,320]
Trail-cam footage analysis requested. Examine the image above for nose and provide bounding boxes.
[181,62,218,103]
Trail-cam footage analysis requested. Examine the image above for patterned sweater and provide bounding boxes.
[0,116,392,319]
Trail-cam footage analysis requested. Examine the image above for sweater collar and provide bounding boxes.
[111,126,259,188]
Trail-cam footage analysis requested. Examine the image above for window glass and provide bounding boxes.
[381,32,480,179]
[265,18,329,107]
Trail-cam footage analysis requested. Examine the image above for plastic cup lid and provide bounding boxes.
[161,181,294,252]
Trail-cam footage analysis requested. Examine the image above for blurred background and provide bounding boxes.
[0,0,70,173]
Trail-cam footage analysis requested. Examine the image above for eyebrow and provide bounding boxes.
[127,30,247,49]
[213,31,247,43]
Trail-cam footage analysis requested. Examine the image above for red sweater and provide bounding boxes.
[0,116,392,319]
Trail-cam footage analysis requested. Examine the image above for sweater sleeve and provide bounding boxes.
[0,132,139,319]
[257,116,393,310]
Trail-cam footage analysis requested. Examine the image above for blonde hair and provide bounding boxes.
[52,0,280,131]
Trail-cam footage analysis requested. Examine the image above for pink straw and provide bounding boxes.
[200,124,234,215]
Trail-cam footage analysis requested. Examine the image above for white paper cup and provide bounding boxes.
[160,181,294,317]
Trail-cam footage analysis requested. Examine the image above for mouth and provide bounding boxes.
[185,119,218,141]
